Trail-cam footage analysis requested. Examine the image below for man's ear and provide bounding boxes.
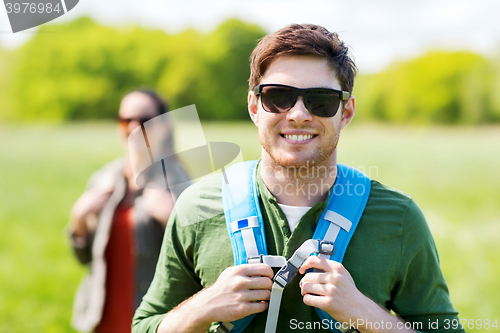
[248,91,259,126]
[340,95,356,130]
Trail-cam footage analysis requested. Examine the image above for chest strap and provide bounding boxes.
[265,239,335,333]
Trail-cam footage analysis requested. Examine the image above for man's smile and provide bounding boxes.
[280,132,318,144]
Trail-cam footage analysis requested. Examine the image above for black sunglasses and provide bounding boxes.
[118,116,152,126]
[253,84,350,118]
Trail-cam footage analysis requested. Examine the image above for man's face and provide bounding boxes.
[248,55,355,169]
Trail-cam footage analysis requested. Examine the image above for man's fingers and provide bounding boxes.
[299,256,336,274]
[243,289,271,302]
[302,293,329,309]
[245,276,273,290]
[245,300,269,315]
[237,263,274,279]
[300,280,333,297]
[299,272,331,288]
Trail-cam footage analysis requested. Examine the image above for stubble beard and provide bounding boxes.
[259,129,341,185]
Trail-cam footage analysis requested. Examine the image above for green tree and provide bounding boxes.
[0,17,266,122]
[158,19,266,120]
[355,51,498,124]
[1,17,174,121]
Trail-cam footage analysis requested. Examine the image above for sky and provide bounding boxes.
[1,0,500,73]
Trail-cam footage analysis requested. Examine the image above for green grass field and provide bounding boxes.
[0,122,499,332]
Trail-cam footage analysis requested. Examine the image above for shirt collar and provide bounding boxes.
[255,160,333,215]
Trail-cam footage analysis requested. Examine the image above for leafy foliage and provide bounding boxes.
[355,51,500,124]
[0,17,499,124]
[158,19,264,120]
[0,17,265,122]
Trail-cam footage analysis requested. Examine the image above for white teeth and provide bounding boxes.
[284,134,313,142]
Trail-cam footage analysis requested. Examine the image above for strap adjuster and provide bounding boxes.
[318,240,335,256]
[273,262,299,288]
[246,254,264,264]
[215,322,234,333]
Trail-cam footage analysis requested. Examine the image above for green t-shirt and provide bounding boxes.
[133,165,464,333]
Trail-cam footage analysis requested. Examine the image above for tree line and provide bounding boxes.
[0,17,265,122]
[0,17,498,124]
[355,51,500,124]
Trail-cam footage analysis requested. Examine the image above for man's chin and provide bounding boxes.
[262,144,335,169]
[270,154,318,169]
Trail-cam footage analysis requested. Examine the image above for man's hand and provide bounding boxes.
[158,264,274,333]
[299,256,415,332]
[199,264,274,322]
[299,256,367,323]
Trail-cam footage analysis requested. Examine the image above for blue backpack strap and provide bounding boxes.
[220,162,371,333]
[221,160,266,333]
[312,163,371,332]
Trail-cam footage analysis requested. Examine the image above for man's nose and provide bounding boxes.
[286,96,313,123]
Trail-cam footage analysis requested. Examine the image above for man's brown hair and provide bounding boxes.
[249,24,357,93]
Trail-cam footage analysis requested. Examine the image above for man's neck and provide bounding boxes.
[259,152,338,207]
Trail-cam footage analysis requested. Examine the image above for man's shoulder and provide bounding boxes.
[365,179,423,223]
[173,172,225,227]
[352,179,431,264]
[176,172,223,202]
[369,179,412,202]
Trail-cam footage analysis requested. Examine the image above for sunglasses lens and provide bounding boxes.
[258,85,344,117]
[260,86,296,113]
[305,91,341,117]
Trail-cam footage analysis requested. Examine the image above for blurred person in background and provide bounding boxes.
[68,89,191,333]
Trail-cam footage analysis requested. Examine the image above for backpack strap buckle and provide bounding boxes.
[247,254,287,267]
[246,254,264,264]
[318,240,335,256]
[273,261,299,288]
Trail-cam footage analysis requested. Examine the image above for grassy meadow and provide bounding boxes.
[0,121,499,332]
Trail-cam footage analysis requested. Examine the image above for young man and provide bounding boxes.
[132,25,464,333]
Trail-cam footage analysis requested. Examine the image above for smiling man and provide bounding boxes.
[132,24,464,333]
